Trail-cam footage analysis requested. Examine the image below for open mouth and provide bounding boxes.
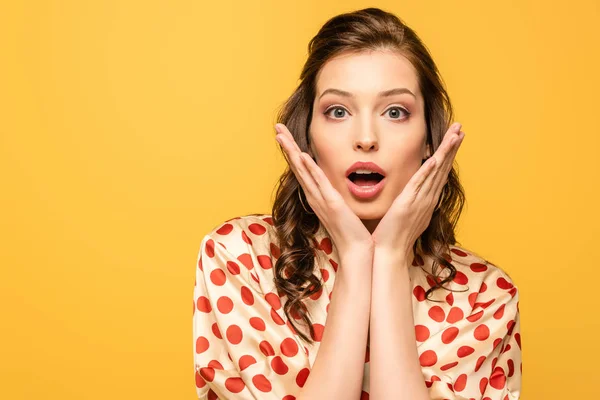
[347,172,385,186]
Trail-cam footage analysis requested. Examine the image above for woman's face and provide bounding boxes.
[308,49,430,233]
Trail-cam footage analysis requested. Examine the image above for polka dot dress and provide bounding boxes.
[193,214,522,399]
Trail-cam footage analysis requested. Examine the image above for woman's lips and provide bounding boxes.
[346,176,386,199]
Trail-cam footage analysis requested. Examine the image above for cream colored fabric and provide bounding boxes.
[193,214,522,399]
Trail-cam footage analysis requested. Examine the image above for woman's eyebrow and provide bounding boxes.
[318,87,416,100]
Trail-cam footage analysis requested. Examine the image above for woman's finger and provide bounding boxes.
[276,130,311,189]
[404,155,437,199]
[300,152,340,205]
[420,124,462,196]
[275,124,326,210]
[276,123,302,153]
[430,130,465,197]
[299,153,325,206]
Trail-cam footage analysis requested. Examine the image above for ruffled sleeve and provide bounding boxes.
[427,269,522,400]
[193,231,311,400]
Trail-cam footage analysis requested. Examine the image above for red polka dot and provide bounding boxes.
[515,333,521,349]
[210,269,226,286]
[252,374,272,392]
[457,346,475,358]
[467,309,484,322]
[258,255,273,269]
[205,239,216,258]
[195,369,206,388]
[329,259,338,272]
[474,324,490,341]
[216,223,234,235]
[311,324,325,341]
[248,223,267,235]
[447,307,464,323]
[474,298,495,310]
[446,292,454,306]
[489,366,506,389]
[226,325,243,344]
[296,368,310,387]
[309,286,323,300]
[195,336,209,354]
[238,253,254,270]
[412,253,425,266]
[270,308,285,325]
[415,325,430,342]
[470,262,487,272]
[241,286,254,305]
[207,388,218,400]
[440,361,458,371]
[419,350,438,367]
[480,281,488,293]
[226,260,241,275]
[211,323,222,339]
[493,338,503,350]
[453,271,469,285]
[494,304,506,319]
[320,268,330,282]
[265,293,282,310]
[468,292,478,308]
[479,377,488,394]
[497,277,514,290]
[250,317,265,331]
[282,396,296,400]
[360,390,369,399]
[217,296,234,314]
[271,356,289,375]
[270,242,281,258]
[259,340,275,357]
[475,355,486,372]
[413,285,426,301]
[428,306,445,322]
[442,327,459,344]
[451,248,468,257]
[281,337,299,357]
[413,285,425,301]
[239,354,257,371]
[318,237,333,254]
[507,359,515,377]
[200,367,215,382]
[197,296,212,313]
[225,377,245,393]
[454,373,468,391]
[241,230,252,245]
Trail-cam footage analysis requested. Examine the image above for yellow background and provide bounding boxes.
[1,1,598,399]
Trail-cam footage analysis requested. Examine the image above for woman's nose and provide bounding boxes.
[353,135,379,151]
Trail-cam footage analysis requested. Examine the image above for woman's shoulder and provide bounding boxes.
[201,213,276,255]
[446,243,519,296]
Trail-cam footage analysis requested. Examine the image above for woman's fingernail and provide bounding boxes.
[275,124,283,134]
[454,123,462,132]
[275,135,282,145]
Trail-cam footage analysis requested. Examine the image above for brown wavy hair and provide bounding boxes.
[270,7,466,346]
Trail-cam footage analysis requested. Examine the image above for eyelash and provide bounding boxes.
[323,105,411,121]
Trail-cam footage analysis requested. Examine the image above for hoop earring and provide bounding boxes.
[297,188,315,214]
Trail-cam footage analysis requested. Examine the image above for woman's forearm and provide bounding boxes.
[369,249,431,400]
[296,248,373,400]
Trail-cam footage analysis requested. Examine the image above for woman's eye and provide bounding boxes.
[324,106,410,120]
[324,106,348,119]
[385,106,410,120]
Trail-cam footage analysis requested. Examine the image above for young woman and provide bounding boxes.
[193,7,522,400]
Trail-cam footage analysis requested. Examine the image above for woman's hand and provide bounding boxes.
[371,122,465,260]
[274,123,374,259]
